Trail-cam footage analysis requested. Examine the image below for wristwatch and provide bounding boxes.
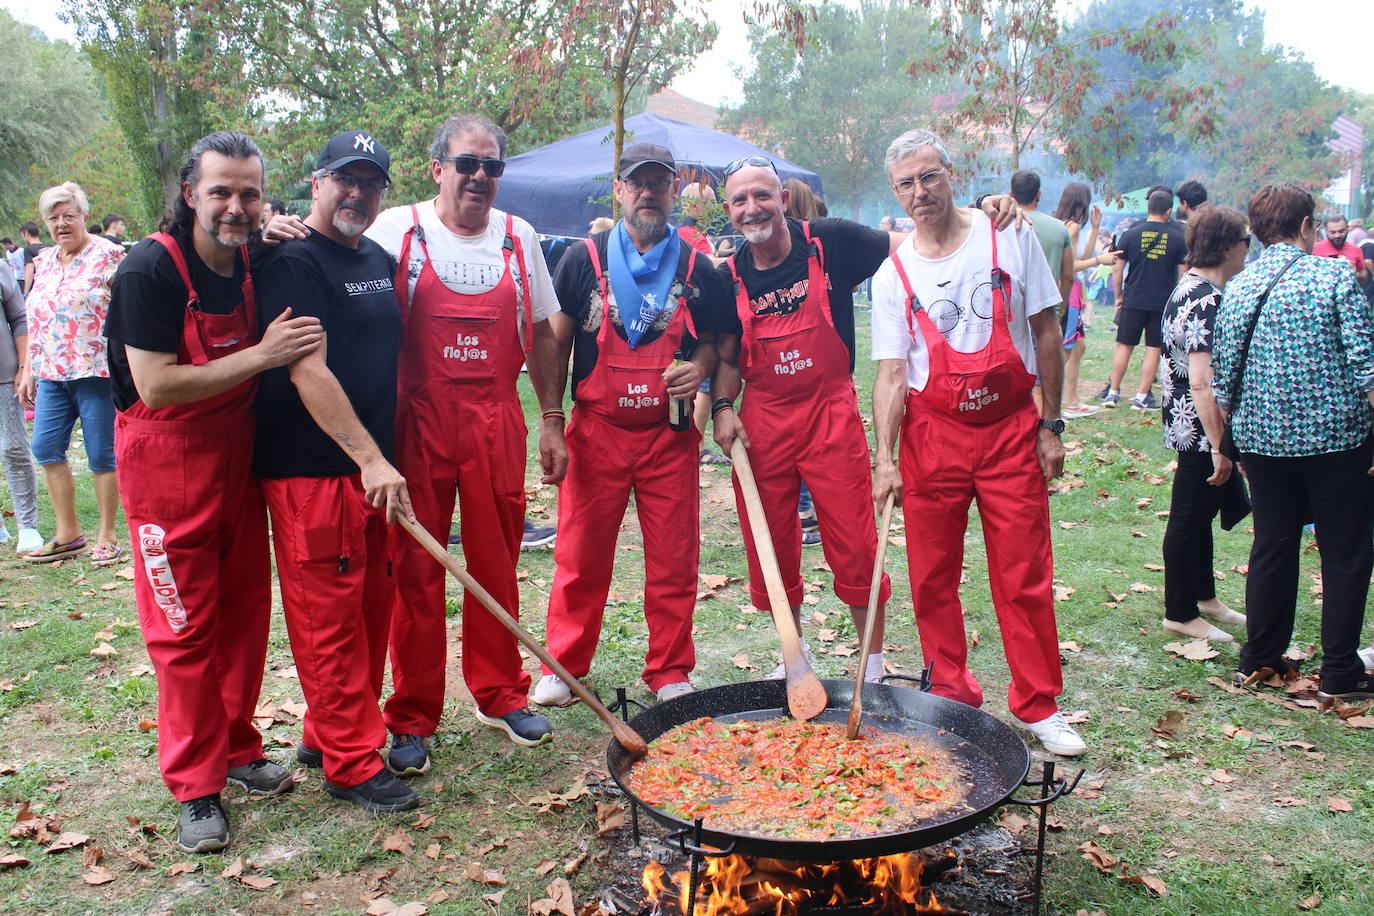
[1038,418,1066,436]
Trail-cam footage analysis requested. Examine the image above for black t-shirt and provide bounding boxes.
[553,230,733,399]
[717,217,889,372]
[1117,219,1187,312]
[104,234,251,411]
[22,243,44,266]
[253,231,401,479]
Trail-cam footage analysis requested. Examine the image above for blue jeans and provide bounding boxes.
[31,377,116,473]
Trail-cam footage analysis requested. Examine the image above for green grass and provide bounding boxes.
[2,310,1371,914]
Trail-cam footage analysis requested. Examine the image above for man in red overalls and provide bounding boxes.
[367,114,564,757]
[870,128,1086,757]
[105,131,324,852]
[535,143,733,706]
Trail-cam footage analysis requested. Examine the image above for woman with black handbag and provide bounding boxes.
[1212,185,1374,700]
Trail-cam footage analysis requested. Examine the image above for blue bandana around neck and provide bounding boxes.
[608,220,681,349]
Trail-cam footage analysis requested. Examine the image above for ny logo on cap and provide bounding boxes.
[353,134,376,154]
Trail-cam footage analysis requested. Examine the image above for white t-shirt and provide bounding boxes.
[366,201,559,332]
[871,212,1060,390]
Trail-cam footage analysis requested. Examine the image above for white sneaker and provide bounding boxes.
[1163,617,1233,642]
[1062,403,1099,419]
[655,681,694,702]
[531,674,575,707]
[1010,710,1088,756]
[0,523,9,545]
[1198,601,1246,627]
[1359,646,1374,671]
[766,643,816,680]
[15,528,42,555]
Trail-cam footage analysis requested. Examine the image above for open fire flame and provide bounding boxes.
[642,851,962,915]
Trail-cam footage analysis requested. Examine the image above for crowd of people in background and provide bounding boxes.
[3,122,1374,857]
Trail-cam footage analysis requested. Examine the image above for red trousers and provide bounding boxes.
[543,410,699,691]
[387,397,529,728]
[118,412,271,802]
[262,475,391,788]
[734,386,891,611]
[900,397,1063,722]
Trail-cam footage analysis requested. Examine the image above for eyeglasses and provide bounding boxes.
[44,212,83,225]
[1238,234,1252,247]
[621,175,673,194]
[438,155,507,177]
[724,156,778,178]
[318,169,389,195]
[892,169,947,196]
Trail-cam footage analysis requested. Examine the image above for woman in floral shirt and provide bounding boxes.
[1160,205,1251,643]
[1213,185,1374,701]
[16,182,125,565]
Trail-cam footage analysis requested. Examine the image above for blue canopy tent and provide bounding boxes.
[494,113,824,239]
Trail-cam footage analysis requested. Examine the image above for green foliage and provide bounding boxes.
[722,0,947,221]
[0,10,105,227]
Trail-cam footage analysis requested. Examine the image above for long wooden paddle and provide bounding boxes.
[729,439,828,721]
[397,514,648,758]
[847,492,895,740]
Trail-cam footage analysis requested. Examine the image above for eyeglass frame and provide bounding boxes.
[891,168,949,197]
[314,168,391,195]
[723,155,778,178]
[44,210,85,225]
[618,174,675,194]
[436,155,507,178]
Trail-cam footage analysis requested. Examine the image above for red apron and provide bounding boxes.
[725,223,890,612]
[889,221,1062,722]
[386,208,535,727]
[117,233,273,801]
[542,237,701,690]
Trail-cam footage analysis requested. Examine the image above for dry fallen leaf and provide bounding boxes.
[45,831,90,852]
[1210,769,1235,784]
[699,574,731,591]
[8,620,36,630]
[996,810,1029,835]
[1273,797,1309,807]
[1163,639,1219,661]
[534,858,558,876]
[1059,640,1083,653]
[731,653,755,671]
[530,878,577,916]
[1298,894,1321,911]
[1130,582,1156,593]
[1327,797,1353,813]
[1143,562,1165,571]
[239,874,277,890]
[1078,841,1119,873]
[1054,586,1076,602]
[1064,710,1091,724]
[594,801,625,836]
[381,827,414,855]
[81,865,115,885]
[0,853,30,869]
[89,643,118,659]
[481,888,507,906]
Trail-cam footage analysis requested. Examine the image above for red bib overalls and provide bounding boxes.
[727,222,891,612]
[387,208,534,727]
[542,238,701,691]
[889,221,1063,722]
[116,234,272,802]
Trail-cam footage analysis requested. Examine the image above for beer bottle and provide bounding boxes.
[669,350,691,431]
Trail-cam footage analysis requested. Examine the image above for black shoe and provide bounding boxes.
[801,529,821,547]
[698,448,731,466]
[474,706,553,747]
[227,758,295,797]
[324,767,419,812]
[1094,384,1112,401]
[448,530,461,546]
[295,743,323,768]
[387,734,431,776]
[521,520,556,550]
[1129,391,1161,410]
[1318,674,1374,701]
[177,794,229,853]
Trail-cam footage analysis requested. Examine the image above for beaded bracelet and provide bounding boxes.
[540,408,566,421]
[710,397,734,417]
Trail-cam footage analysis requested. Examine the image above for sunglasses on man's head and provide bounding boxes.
[724,155,777,178]
[438,155,506,177]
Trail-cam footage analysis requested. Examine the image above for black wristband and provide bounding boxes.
[973,194,990,211]
[711,397,734,417]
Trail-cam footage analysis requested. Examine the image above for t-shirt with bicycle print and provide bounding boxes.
[870,211,1061,391]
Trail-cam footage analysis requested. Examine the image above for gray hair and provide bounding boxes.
[39,182,90,220]
[884,129,952,176]
[429,115,507,160]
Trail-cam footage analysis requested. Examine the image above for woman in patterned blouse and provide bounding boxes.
[1212,185,1374,701]
[16,183,125,566]
[1160,205,1251,642]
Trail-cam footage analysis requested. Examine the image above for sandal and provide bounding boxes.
[90,542,121,567]
[22,535,88,563]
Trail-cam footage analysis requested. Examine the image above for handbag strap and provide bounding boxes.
[1231,250,1304,412]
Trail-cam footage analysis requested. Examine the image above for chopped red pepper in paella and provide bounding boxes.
[628,717,970,840]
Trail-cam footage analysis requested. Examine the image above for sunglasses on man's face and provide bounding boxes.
[438,155,507,177]
[724,155,777,178]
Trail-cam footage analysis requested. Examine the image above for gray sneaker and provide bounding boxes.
[227,758,295,797]
[177,794,230,853]
[1130,392,1161,410]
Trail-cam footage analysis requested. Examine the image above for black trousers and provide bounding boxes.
[1162,450,1221,622]
[1238,438,1374,691]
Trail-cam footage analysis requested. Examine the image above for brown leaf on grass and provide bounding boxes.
[996,810,1028,835]
[423,844,440,860]
[563,849,589,877]
[278,701,308,720]
[1078,841,1119,872]
[1135,498,1152,509]
[366,900,429,916]
[699,574,733,591]
[830,644,857,657]
[123,849,154,869]
[534,858,558,876]
[1298,895,1322,911]
[1209,769,1235,784]
[969,629,980,647]
[816,628,837,642]
[381,827,415,855]
[114,565,135,580]
[1130,582,1156,593]
[98,582,120,592]
[1173,689,1202,702]
[0,853,29,869]
[463,861,506,885]
[137,719,157,731]
[81,865,115,885]
[594,802,625,836]
[128,664,155,677]
[89,642,117,659]
[166,861,197,876]
[82,845,103,868]
[1058,520,1078,529]
[1344,715,1374,729]
[482,888,508,905]
[1327,797,1354,813]
[812,611,827,625]
[801,594,820,605]
[1065,710,1091,724]
[731,653,756,671]
[530,878,577,916]
[1143,563,1165,571]
[1152,710,1184,738]
[1059,640,1082,653]
[1273,797,1308,807]
[1130,530,1147,539]
[409,813,436,829]
[220,857,245,879]
[1053,586,1075,602]
[239,874,277,890]
[9,619,36,630]
[45,831,90,852]
[1163,639,1218,661]
[525,782,589,813]
[1119,872,1167,896]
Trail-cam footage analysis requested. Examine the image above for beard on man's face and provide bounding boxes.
[625,204,667,238]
